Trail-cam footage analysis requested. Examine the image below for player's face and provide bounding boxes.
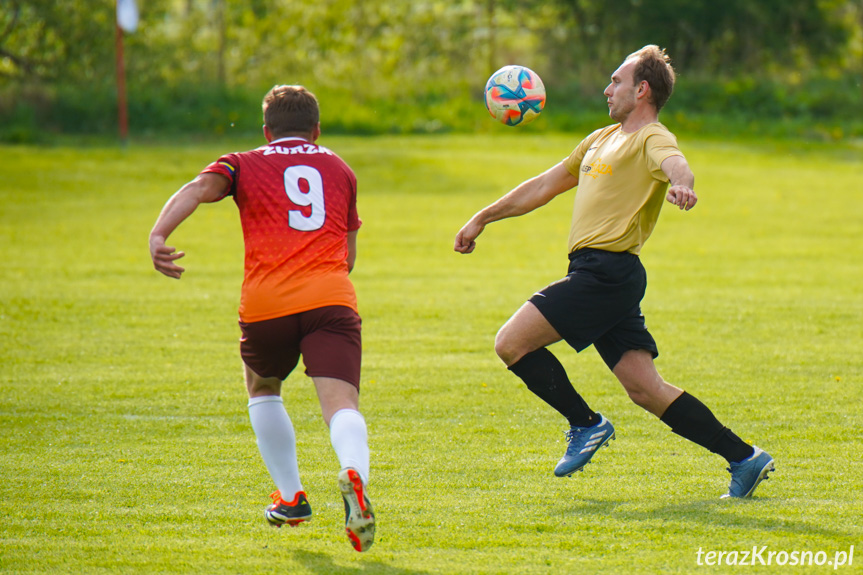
[604,60,638,122]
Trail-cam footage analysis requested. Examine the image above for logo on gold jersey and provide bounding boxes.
[581,158,612,180]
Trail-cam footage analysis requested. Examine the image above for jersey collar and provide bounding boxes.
[269,136,311,146]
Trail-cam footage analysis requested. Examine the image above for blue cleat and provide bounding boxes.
[721,446,774,499]
[553,414,615,477]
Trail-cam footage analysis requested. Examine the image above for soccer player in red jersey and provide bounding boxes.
[149,85,374,552]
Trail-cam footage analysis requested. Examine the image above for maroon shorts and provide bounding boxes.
[239,305,362,389]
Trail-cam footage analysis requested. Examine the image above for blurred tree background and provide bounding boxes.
[1,0,861,142]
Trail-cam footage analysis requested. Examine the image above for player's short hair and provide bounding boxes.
[625,45,676,112]
[262,85,320,137]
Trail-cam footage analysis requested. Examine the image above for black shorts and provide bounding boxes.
[529,248,658,371]
[239,305,362,389]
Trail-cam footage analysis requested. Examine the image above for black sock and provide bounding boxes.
[508,348,598,427]
[660,391,754,463]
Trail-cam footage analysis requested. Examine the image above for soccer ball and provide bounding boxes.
[484,65,546,126]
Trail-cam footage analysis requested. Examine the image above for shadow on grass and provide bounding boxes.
[292,549,433,575]
[555,498,857,540]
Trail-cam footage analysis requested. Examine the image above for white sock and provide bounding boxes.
[248,396,303,499]
[329,408,370,486]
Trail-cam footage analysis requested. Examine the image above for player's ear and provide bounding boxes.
[311,123,321,143]
[263,125,274,142]
[637,80,650,100]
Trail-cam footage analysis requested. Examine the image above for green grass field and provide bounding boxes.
[2,133,862,574]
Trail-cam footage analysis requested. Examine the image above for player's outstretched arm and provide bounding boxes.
[149,173,229,279]
[454,162,577,254]
[661,155,697,211]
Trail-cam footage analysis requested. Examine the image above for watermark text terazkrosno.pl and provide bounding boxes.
[696,546,854,569]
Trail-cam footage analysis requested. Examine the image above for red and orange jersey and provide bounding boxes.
[202,137,361,323]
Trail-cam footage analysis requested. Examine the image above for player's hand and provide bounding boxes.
[150,237,186,279]
[666,185,697,211]
[454,220,484,254]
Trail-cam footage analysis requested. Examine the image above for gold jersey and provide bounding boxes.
[563,122,683,255]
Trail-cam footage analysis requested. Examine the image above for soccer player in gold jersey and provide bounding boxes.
[455,46,773,498]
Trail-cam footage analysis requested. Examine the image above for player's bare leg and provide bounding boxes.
[312,376,359,424]
[494,301,562,367]
[245,363,282,397]
[612,349,683,417]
